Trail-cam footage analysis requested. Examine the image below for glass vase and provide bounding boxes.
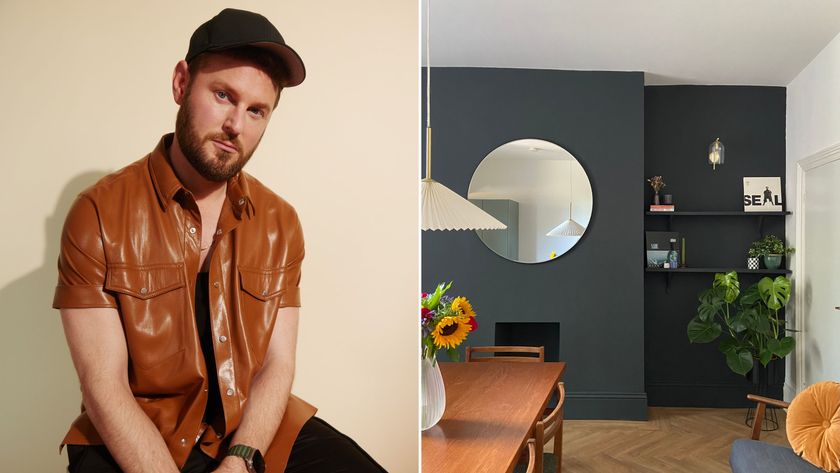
[421,356,446,430]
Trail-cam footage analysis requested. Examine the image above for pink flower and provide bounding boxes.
[421,292,428,298]
[468,317,478,332]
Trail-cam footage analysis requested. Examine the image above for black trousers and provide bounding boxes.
[67,417,387,473]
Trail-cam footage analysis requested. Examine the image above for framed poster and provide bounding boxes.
[743,177,783,212]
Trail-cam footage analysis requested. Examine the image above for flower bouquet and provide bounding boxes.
[420,281,478,429]
[421,282,478,362]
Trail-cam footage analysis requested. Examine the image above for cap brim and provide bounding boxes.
[204,41,306,87]
[251,41,306,87]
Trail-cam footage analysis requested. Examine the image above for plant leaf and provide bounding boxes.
[730,312,750,333]
[771,337,795,358]
[718,337,740,354]
[425,281,452,309]
[726,349,754,375]
[758,276,791,311]
[739,284,761,307]
[759,348,773,366]
[754,315,772,336]
[713,271,740,304]
[687,318,722,343]
[447,347,460,362]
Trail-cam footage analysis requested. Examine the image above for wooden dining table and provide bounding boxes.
[421,361,566,473]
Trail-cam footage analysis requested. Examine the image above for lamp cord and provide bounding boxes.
[424,0,432,180]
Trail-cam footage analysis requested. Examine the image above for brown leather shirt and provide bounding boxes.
[53,134,316,471]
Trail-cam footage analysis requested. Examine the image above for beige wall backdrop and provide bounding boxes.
[0,1,419,471]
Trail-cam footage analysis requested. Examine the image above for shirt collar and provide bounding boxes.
[149,133,253,219]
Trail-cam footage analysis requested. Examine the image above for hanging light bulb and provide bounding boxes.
[708,138,725,171]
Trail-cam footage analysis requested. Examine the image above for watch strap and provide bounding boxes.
[227,444,258,472]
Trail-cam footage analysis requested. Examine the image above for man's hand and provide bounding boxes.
[212,455,249,473]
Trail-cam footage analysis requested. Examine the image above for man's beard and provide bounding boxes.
[175,95,257,182]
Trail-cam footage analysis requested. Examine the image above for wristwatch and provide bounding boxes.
[227,444,265,473]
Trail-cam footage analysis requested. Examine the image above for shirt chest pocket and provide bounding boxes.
[105,263,187,370]
[238,267,287,364]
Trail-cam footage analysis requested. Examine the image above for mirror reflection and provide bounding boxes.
[468,139,593,264]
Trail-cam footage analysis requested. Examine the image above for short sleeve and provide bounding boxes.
[277,207,304,308]
[52,194,117,309]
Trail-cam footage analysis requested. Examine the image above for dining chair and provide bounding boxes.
[535,381,566,473]
[465,345,545,362]
[525,438,537,473]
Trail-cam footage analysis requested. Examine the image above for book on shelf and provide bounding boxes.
[649,204,675,212]
[743,177,783,212]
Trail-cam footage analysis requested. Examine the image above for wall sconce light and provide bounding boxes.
[708,138,724,171]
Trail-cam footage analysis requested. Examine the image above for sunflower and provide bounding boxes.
[451,296,476,318]
[431,316,472,349]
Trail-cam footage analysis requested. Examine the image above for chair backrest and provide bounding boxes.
[525,438,536,473]
[466,345,545,363]
[535,382,566,473]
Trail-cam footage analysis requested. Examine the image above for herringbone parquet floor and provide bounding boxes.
[554,407,789,473]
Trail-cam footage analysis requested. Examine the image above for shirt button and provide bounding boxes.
[226,388,234,396]
[219,335,228,343]
[216,432,223,439]
[213,281,220,288]
[189,227,197,234]
[261,290,269,296]
[139,287,148,295]
[180,438,187,446]
[216,229,222,236]
[238,198,245,205]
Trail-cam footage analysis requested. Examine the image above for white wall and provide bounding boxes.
[786,30,840,393]
[0,1,418,471]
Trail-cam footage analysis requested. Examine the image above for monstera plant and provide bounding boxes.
[687,271,795,376]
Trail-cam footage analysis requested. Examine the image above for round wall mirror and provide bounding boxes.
[468,139,593,264]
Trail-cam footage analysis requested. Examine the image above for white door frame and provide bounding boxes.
[793,142,840,394]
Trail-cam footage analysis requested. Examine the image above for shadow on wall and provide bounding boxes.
[0,171,108,471]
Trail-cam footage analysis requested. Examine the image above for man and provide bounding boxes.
[54,9,385,473]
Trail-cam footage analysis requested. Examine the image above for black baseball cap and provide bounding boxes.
[186,8,305,87]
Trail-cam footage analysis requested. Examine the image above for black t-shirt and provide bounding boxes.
[195,272,224,433]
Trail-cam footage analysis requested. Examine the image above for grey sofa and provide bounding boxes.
[730,439,826,473]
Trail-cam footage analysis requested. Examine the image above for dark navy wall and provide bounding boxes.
[422,68,647,420]
[643,86,787,407]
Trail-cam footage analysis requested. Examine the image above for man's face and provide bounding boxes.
[175,53,278,182]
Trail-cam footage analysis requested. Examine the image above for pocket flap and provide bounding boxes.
[239,267,286,301]
[105,263,185,299]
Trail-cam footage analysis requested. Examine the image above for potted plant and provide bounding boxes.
[746,246,760,270]
[748,234,794,270]
[687,271,795,377]
[647,175,666,205]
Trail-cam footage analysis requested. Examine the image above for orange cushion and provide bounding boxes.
[787,381,840,472]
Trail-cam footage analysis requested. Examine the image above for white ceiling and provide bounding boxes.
[423,0,840,86]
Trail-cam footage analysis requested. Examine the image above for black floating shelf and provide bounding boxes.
[645,211,791,216]
[646,267,792,292]
[645,267,791,274]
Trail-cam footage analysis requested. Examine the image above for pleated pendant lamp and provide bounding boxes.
[421,0,506,232]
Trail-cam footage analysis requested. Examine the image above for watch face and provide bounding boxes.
[252,450,265,473]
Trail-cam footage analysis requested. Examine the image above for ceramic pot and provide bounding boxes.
[763,254,782,270]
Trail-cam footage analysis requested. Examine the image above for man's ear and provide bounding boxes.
[172,60,190,105]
